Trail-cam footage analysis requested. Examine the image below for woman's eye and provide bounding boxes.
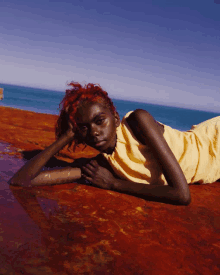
[96,118,105,125]
[79,126,87,132]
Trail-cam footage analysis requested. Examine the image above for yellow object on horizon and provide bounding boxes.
[0,88,3,100]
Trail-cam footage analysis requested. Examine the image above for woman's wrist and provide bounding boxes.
[56,131,75,149]
[64,129,75,141]
[111,178,122,191]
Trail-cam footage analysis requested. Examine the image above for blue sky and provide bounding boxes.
[0,0,220,112]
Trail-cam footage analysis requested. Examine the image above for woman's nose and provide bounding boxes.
[90,125,99,137]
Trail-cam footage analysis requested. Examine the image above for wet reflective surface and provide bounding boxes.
[1,141,220,274]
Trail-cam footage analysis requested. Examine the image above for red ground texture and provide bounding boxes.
[0,106,220,275]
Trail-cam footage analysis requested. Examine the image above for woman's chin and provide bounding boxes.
[94,144,109,153]
[89,138,116,154]
[102,145,115,155]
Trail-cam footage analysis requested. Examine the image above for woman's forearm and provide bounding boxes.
[9,132,74,186]
[112,179,191,205]
[28,167,81,187]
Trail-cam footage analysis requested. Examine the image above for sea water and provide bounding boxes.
[0,83,220,131]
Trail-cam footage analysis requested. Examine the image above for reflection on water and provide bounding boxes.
[8,183,131,274]
[1,142,220,274]
[0,142,138,274]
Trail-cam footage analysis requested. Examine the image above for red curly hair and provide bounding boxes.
[55,82,117,148]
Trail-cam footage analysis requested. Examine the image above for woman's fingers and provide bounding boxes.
[68,122,74,133]
[82,160,99,181]
[86,163,96,171]
[89,160,98,168]
[82,164,95,176]
[82,173,93,183]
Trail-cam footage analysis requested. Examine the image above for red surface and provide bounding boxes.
[0,107,220,274]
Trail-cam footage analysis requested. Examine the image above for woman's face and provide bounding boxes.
[75,101,120,153]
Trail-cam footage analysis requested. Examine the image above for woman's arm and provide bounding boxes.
[115,109,191,205]
[9,129,81,187]
[82,109,191,205]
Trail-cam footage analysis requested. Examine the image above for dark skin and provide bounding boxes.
[9,101,191,205]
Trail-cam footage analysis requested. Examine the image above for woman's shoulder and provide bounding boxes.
[124,109,164,136]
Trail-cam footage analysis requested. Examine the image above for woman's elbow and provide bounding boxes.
[8,179,23,186]
[178,191,191,206]
[8,178,17,186]
[8,177,31,187]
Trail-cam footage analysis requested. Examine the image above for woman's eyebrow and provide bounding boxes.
[77,112,105,125]
[92,112,106,121]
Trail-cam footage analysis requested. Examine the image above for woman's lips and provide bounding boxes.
[94,140,106,147]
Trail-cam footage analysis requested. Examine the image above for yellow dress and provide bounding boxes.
[102,111,220,185]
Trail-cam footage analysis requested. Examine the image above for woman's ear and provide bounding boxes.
[114,112,120,127]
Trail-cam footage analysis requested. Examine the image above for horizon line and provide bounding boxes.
[0,81,220,115]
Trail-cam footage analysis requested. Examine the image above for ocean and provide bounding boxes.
[0,82,220,131]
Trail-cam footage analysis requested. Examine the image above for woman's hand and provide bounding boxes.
[65,120,75,139]
[64,109,75,140]
[82,160,115,189]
